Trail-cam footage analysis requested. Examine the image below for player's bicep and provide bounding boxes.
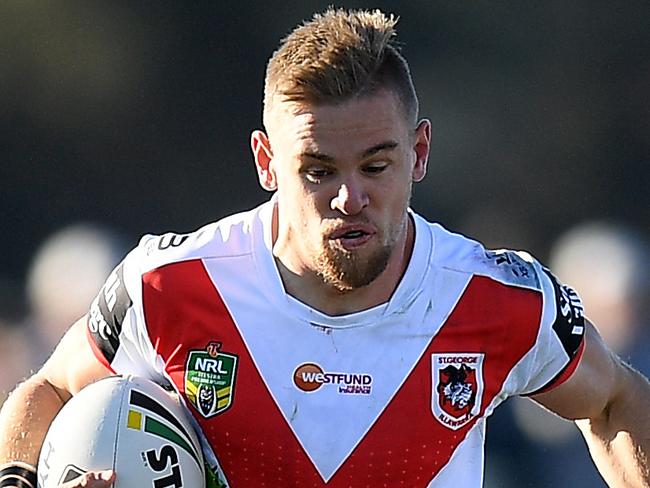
[38,315,113,397]
[531,320,621,420]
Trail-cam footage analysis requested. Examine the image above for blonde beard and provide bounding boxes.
[314,241,393,293]
[313,211,408,292]
[305,206,410,293]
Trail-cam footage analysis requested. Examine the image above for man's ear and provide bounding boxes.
[251,130,277,191]
[412,119,431,182]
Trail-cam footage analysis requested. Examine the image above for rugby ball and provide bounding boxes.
[37,376,205,488]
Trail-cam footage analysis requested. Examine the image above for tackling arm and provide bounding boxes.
[533,321,650,487]
[0,316,112,481]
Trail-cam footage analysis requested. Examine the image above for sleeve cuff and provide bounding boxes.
[524,337,585,397]
[86,322,117,374]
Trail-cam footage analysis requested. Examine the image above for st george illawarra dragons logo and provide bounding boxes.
[431,353,485,430]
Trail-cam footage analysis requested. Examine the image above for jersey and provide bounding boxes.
[87,200,586,487]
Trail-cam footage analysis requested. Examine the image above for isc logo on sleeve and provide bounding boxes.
[543,268,585,358]
[87,262,133,362]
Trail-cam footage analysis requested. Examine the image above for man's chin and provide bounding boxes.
[318,272,376,294]
[316,249,391,292]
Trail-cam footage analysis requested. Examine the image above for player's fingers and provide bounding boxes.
[59,470,115,488]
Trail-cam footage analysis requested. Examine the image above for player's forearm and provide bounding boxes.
[577,362,650,488]
[0,374,71,465]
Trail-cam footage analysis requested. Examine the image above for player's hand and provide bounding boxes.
[58,470,115,487]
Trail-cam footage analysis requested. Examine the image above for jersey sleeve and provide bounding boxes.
[86,236,168,383]
[515,261,587,396]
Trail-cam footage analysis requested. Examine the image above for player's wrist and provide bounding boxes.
[0,461,37,488]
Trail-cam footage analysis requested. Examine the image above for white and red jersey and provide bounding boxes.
[87,200,585,487]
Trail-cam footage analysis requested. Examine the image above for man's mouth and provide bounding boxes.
[340,230,366,239]
[328,224,375,249]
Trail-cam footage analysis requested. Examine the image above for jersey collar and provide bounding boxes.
[252,198,434,329]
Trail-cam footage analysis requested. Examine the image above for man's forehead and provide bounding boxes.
[267,91,408,149]
[274,89,403,117]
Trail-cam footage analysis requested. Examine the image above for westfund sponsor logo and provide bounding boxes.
[293,363,372,395]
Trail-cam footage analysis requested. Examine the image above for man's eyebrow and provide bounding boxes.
[301,141,399,162]
[301,151,334,162]
[362,141,398,158]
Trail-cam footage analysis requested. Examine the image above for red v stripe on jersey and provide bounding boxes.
[329,275,542,484]
[143,261,542,486]
[143,260,326,485]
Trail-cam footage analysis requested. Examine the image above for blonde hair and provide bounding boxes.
[263,8,418,127]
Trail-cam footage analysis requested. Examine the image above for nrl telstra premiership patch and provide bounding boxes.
[185,342,238,418]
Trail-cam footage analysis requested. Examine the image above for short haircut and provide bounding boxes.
[263,8,419,128]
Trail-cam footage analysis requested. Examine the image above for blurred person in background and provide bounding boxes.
[0,224,125,403]
[0,327,31,403]
[502,221,650,487]
[1,8,650,488]
[23,223,126,367]
[0,280,31,403]
[549,222,650,363]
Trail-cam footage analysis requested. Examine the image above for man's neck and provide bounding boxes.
[273,216,415,316]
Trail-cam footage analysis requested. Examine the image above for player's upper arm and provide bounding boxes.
[37,315,114,399]
[531,319,623,420]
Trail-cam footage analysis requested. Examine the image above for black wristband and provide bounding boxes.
[0,462,37,488]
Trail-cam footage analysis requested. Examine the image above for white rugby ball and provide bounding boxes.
[37,375,205,488]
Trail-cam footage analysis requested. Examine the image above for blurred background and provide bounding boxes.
[1,1,648,486]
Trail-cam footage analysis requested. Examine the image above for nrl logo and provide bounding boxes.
[431,353,484,430]
[185,341,238,418]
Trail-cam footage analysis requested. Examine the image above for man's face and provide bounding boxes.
[254,89,429,292]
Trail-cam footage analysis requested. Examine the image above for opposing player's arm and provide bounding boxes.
[0,315,112,471]
[532,320,650,488]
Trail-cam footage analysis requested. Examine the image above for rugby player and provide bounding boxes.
[1,8,649,488]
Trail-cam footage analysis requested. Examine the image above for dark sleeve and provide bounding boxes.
[524,268,586,396]
[542,267,585,359]
[87,261,133,365]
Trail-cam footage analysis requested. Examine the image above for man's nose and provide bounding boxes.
[330,180,369,215]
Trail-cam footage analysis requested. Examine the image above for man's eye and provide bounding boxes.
[308,169,330,177]
[304,168,331,181]
[363,164,388,174]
